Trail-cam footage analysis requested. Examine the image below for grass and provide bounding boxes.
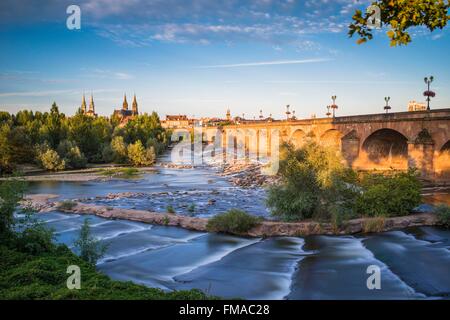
[206,209,261,234]
[98,168,141,179]
[362,216,386,233]
[0,244,214,300]
[57,200,77,211]
[434,204,450,228]
[166,205,175,214]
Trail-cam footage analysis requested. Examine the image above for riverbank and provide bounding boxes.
[1,166,157,182]
[23,194,441,237]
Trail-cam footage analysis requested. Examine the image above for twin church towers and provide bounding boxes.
[80,93,139,123]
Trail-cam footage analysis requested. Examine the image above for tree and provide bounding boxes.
[0,124,13,173]
[0,178,27,240]
[111,136,128,163]
[127,140,154,166]
[74,218,107,265]
[349,0,450,46]
[37,148,66,171]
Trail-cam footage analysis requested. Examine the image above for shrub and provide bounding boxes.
[206,209,260,234]
[101,143,115,163]
[434,204,450,228]
[356,170,421,217]
[166,205,175,214]
[37,148,65,171]
[57,200,77,211]
[127,140,154,166]
[362,216,386,233]
[266,142,359,221]
[15,222,55,255]
[73,218,107,265]
[0,178,27,239]
[62,143,87,169]
[111,136,128,163]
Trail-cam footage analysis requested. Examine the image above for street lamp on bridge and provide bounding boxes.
[423,76,435,111]
[384,97,391,113]
[330,95,338,118]
[285,105,291,120]
[326,105,331,117]
[259,109,264,120]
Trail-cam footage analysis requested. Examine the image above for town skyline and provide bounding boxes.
[1,0,450,118]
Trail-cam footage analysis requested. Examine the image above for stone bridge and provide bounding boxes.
[199,109,450,180]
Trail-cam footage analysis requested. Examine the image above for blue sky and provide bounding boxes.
[0,0,449,119]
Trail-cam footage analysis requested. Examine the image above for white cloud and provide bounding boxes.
[196,58,332,68]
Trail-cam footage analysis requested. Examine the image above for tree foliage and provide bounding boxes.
[0,104,168,174]
[349,0,450,46]
[267,142,422,222]
[73,218,107,265]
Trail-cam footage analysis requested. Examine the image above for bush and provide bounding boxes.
[101,143,115,163]
[57,200,77,210]
[362,216,386,233]
[206,209,260,234]
[356,170,421,217]
[37,148,65,171]
[127,140,154,166]
[0,178,27,239]
[73,218,107,265]
[266,142,359,221]
[64,146,87,169]
[111,136,128,163]
[434,204,450,228]
[166,205,175,214]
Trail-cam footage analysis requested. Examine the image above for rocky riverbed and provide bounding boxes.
[23,194,441,237]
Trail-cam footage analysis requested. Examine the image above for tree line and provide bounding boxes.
[0,103,170,174]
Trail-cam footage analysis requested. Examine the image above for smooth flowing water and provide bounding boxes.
[28,157,450,299]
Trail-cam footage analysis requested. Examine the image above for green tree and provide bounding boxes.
[127,140,154,166]
[74,218,107,265]
[0,124,13,173]
[39,103,66,149]
[0,178,27,240]
[266,142,358,221]
[349,0,450,46]
[111,136,128,163]
[37,148,66,171]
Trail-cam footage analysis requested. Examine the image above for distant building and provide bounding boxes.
[80,94,97,117]
[161,115,192,129]
[113,94,139,125]
[408,100,427,112]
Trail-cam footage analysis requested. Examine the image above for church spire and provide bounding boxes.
[132,94,138,115]
[123,94,128,110]
[89,94,95,112]
[81,94,87,113]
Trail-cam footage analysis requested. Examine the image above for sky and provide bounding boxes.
[0,0,449,119]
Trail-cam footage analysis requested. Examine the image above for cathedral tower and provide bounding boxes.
[132,94,138,115]
[123,94,128,110]
[81,94,87,114]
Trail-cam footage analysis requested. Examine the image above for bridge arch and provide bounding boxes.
[289,129,306,148]
[319,129,343,149]
[362,128,408,164]
[440,140,450,153]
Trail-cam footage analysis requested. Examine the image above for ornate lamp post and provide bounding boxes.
[330,95,338,118]
[423,76,435,111]
[326,105,331,117]
[384,97,391,113]
[285,105,291,120]
[259,109,264,120]
[291,110,296,120]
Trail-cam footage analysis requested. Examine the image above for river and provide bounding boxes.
[27,156,450,300]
